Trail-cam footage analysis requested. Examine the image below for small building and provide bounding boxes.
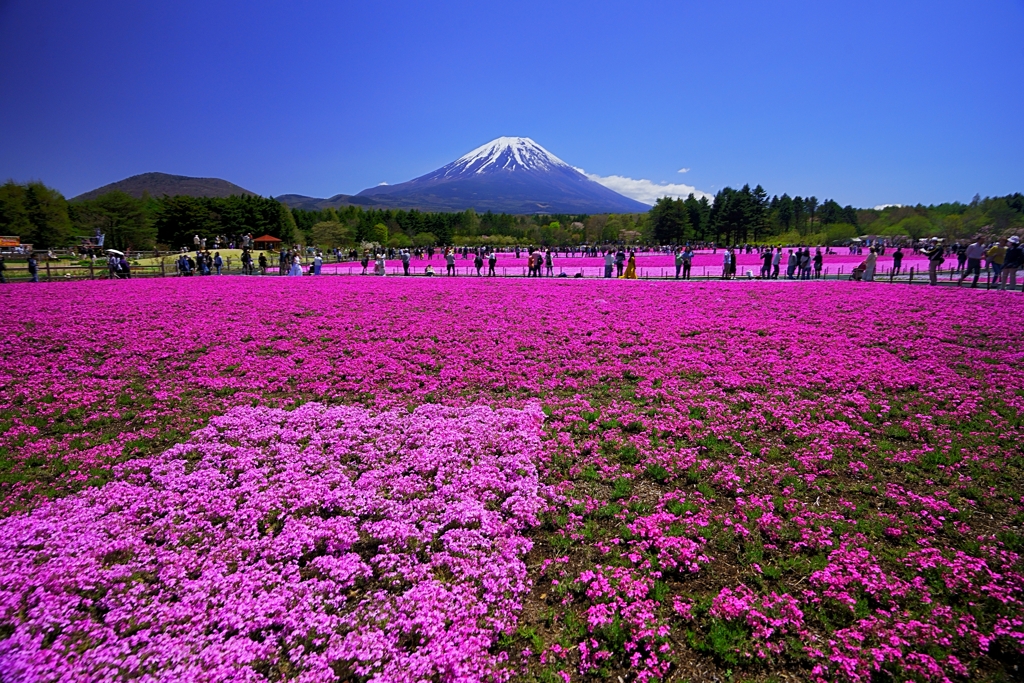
[253,235,283,251]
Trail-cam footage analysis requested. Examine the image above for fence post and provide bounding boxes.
[160,260,165,277]
[45,260,51,281]
[909,267,914,285]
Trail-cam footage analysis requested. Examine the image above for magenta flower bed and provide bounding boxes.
[322,251,930,277]
[0,277,1022,682]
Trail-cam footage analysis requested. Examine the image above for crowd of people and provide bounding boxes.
[4,233,1023,292]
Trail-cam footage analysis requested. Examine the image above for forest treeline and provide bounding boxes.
[1,179,1022,251]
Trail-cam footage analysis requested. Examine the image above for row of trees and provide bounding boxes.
[649,186,861,245]
[0,182,298,251]
[2,179,1022,251]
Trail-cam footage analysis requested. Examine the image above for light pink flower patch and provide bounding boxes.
[0,402,546,682]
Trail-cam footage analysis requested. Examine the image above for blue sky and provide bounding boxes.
[1,0,1022,207]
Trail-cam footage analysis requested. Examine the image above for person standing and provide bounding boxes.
[922,239,944,286]
[863,247,878,282]
[681,246,693,280]
[615,248,626,277]
[119,255,131,279]
[258,252,267,275]
[27,253,39,282]
[544,249,554,276]
[986,238,1008,287]
[800,249,812,280]
[604,250,614,278]
[401,250,411,276]
[487,251,497,277]
[892,247,904,276]
[786,249,797,279]
[214,252,223,275]
[760,249,772,279]
[1000,236,1022,291]
[772,247,782,279]
[721,249,732,280]
[313,251,323,276]
[813,248,824,279]
[621,251,638,279]
[0,254,6,283]
[446,249,456,276]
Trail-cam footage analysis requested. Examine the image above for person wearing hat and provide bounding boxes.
[986,237,1008,287]
[921,238,944,286]
[1000,236,1023,291]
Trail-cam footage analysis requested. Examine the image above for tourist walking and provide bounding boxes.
[892,247,904,276]
[214,252,223,275]
[615,249,626,277]
[760,249,772,278]
[604,251,614,278]
[681,246,693,280]
[786,249,797,279]
[957,240,984,287]
[487,251,497,276]
[771,248,782,279]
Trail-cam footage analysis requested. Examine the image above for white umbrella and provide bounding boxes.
[105,249,125,256]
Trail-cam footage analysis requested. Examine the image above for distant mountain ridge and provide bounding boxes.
[72,172,256,202]
[75,139,650,214]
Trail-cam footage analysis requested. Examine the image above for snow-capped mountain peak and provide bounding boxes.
[439,136,573,177]
[354,136,650,213]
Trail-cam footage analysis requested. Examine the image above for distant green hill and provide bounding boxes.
[72,172,256,201]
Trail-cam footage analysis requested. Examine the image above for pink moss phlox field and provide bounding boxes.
[0,402,546,681]
[1,276,1023,681]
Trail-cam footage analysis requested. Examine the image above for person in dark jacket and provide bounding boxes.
[1000,236,1023,291]
[922,239,944,286]
[27,253,38,282]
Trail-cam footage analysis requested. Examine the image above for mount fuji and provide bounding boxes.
[351,137,650,214]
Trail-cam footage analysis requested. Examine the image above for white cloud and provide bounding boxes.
[677,168,690,174]
[574,167,713,206]
[873,203,901,210]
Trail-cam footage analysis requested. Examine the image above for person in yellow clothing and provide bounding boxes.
[620,251,638,279]
[986,237,1007,284]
